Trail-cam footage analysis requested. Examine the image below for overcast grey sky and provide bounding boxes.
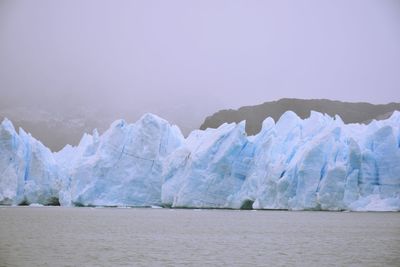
[0,0,399,126]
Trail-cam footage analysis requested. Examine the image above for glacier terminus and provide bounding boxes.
[1,111,399,211]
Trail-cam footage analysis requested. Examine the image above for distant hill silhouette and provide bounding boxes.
[200,98,400,135]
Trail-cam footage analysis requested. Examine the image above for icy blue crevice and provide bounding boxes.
[373,161,380,186]
[285,147,297,164]
[320,162,327,181]
[23,139,31,183]
[397,129,400,148]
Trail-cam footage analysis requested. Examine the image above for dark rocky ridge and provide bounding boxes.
[200,98,400,135]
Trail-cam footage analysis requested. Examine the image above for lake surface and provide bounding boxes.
[0,207,399,267]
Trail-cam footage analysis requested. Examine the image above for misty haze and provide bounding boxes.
[1,0,400,149]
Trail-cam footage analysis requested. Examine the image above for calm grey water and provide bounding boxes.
[0,207,399,267]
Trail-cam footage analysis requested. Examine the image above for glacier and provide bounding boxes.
[0,111,399,211]
[0,119,59,205]
[55,114,184,206]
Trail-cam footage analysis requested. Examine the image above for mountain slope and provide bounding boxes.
[200,98,400,135]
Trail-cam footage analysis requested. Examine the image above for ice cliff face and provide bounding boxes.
[227,111,400,211]
[0,119,59,205]
[56,114,184,206]
[0,111,399,211]
[162,121,255,208]
[162,111,400,211]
